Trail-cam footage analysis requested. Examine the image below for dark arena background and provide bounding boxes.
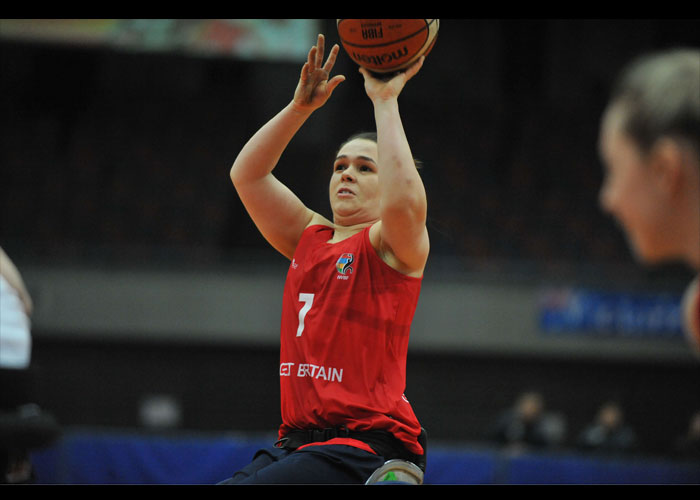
[1,19,699,484]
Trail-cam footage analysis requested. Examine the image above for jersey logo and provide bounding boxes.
[336,253,354,275]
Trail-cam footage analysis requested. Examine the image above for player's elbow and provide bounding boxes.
[229,159,249,188]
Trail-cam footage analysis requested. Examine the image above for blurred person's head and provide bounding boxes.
[597,401,623,429]
[598,48,700,270]
[516,391,543,422]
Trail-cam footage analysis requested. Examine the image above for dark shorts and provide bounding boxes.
[218,443,386,484]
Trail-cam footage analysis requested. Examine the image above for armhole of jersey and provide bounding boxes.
[302,224,333,242]
[363,226,422,283]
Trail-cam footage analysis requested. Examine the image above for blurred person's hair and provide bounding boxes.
[609,48,700,157]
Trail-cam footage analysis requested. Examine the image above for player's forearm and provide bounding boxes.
[230,101,313,186]
[374,99,427,220]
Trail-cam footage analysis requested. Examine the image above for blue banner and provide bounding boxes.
[538,288,683,338]
[30,429,700,484]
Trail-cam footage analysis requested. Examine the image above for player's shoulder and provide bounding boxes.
[369,221,426,278]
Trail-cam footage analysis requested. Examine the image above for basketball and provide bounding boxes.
[336,19,439,74]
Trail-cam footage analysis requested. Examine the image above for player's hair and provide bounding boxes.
[609,48,700,157]
[337,131,378,151]
[337,131,424,170]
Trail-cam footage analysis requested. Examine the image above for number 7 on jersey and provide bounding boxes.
[297,293,314,337]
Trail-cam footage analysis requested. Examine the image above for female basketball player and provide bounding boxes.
[598,48,699,353]
[219,34,429,484]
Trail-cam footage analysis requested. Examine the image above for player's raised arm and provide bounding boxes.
[229,34,345,259]
[360,59,429,276]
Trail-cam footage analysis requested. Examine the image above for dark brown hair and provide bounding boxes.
[337,131,424,170]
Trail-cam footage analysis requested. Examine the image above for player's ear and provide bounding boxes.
[649,137,685,195]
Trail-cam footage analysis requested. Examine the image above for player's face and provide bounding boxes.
[598,106,674,264]
[329,139,381,224]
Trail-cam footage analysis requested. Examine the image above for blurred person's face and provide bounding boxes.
[329,139,381,226]
[518,394,542,421]
[599,405,621,428]
[598,103,682,264]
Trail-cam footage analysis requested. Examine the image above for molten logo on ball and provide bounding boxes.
[351,47,409,69]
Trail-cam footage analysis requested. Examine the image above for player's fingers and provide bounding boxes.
[326,75,346,96]
[403,56,425,81]
[323,44,340,73]
[299,62,310,83]
[307,45,318,70]
[315,34,325,68]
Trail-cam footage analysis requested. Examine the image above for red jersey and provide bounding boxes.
[278,224,424,455]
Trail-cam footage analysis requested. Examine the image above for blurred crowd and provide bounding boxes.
[0,39,633,270]
[489,391,700,461]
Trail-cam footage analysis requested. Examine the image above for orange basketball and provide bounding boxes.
[336,19,439,74]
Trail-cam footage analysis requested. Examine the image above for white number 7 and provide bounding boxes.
[297,293,314,337]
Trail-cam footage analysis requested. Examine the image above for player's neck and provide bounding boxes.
[328,221,375,243]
